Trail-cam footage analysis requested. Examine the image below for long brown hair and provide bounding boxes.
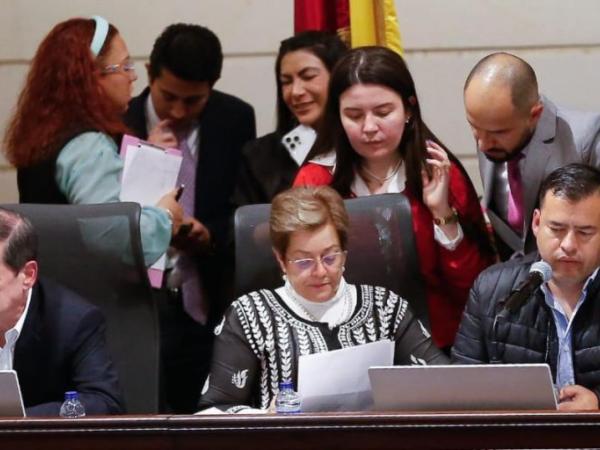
[308,46,446,202]
[308,46,493,256]
[4,18,128,168]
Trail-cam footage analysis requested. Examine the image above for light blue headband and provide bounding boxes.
[90,15,109,57]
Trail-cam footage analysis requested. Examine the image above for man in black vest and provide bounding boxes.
[453,164,600,411]
[124,23,256,412]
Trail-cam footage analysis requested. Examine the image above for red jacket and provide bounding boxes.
[294,163,494,348]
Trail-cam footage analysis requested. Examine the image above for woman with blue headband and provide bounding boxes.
[4,17,184,265]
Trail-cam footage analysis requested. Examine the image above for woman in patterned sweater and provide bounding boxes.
[198,186,447,413]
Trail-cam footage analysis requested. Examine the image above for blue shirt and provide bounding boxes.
[541,267,599,388]
[55,132,171,266]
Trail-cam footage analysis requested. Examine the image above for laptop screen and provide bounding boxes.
[0,370,26,417]
[369,364,557,411]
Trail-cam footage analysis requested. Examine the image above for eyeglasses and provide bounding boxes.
[287,251,347,272]
[101,60,136,75]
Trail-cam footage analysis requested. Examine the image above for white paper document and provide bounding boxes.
[120,143,182,204]
[298,340,394,412]
[120,142,182,272]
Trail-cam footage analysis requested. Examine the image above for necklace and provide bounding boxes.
[284,280,353,329]
[361,159,403,186]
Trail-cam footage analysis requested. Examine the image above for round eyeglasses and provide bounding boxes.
[101,60,136,75]
[287,251,347,272]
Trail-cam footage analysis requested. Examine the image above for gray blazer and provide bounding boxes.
[479,96,600,258]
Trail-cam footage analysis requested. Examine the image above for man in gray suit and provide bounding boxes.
[464,52,600,260]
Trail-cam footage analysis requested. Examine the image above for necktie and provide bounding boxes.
[176,135,196,217]
[507,157,524,235]
[175,134,208,324]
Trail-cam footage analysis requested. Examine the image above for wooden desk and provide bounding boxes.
[1,411,600,449]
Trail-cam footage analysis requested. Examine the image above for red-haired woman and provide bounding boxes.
[3,17,182,265]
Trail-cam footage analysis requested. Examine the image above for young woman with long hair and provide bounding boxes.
[294,47,495,350]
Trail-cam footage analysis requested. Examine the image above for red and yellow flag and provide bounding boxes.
[294,0,403,55]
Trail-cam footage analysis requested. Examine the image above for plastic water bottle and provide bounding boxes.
[59,391,86,418]
[275,380,302,414]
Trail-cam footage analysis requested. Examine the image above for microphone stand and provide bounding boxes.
[490,287,531,363]
[490,270,546,363]
[491,308,508,364]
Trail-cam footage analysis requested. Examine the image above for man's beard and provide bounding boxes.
[482,148,515,163]
[482,128,535,163]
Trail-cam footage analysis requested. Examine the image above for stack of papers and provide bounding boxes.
[298,340,394,412]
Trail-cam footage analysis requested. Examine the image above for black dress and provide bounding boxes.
[198,285,448,412]
[232,132,300,207]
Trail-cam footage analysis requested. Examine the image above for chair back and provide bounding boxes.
[234,193,429,327]
[1,202,159,413]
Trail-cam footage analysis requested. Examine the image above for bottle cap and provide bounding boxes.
[279,380,293,390]
[64,391,78,400]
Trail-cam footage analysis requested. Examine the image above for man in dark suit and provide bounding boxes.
[123,23,256,413]
[464,52,600,260]
[0,208,123,416]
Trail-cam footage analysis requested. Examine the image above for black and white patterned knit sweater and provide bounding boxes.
[198,284,447,412]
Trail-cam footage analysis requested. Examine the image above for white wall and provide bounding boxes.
[1,0,599,201]
[397,0,600,191]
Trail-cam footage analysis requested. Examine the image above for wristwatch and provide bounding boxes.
[433,207,459,226]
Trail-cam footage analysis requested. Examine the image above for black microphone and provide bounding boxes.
[491,261,552,363]
[503,261,552,313]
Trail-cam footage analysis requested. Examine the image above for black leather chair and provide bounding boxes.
[1,202,159,413]
[234,193,429,328]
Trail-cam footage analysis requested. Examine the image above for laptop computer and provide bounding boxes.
[0,370,26,417]
[368,364,557,411]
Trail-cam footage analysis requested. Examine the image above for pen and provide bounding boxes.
[175,184,185,201]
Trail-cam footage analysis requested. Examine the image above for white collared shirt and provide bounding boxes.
[0,289,33,370]
[541,267,600,388]
[308,150,337,168]
[144,95,200,155]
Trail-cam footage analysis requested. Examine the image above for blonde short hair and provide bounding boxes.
[270,186,349,256]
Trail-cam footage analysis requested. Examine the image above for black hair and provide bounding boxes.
[148,23,222,84]
[275,31,348,134]
[0,209,38,273]
[539,163,600,207]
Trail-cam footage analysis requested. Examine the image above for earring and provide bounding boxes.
[282,273,287,282]
[342,266,346,273]
[405,117,411,124]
